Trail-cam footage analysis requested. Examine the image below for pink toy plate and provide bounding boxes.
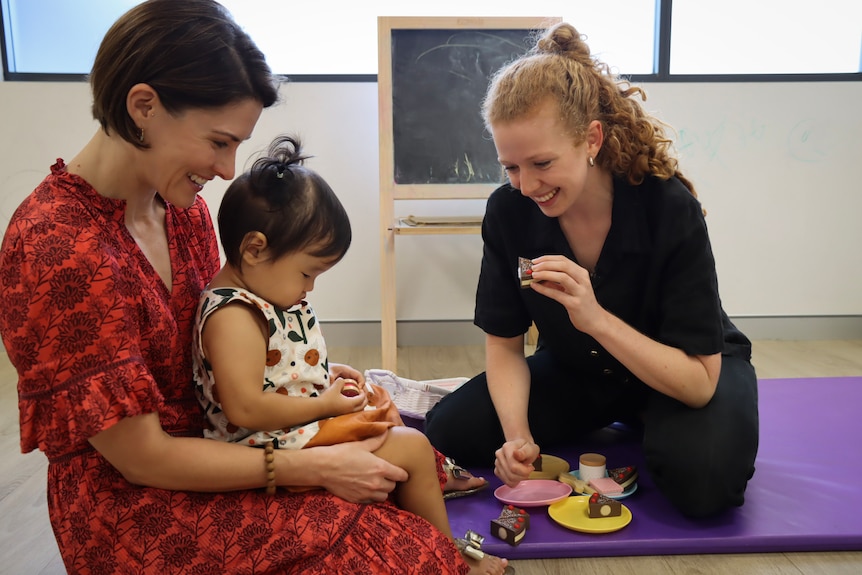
[494,479,573,507]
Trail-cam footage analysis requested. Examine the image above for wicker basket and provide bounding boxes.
[364,369,467,421]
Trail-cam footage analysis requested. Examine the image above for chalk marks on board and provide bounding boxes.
[674,116,833,165]
[391,28,538,185]
[786,119,830,163]
[676,119,767,163]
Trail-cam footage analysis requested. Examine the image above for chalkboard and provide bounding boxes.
[391,28,537,185]
[378,17,560,199]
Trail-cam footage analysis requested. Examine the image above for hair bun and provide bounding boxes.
[256,135,311,180]
[269,135,308,168]
[536,23,591,63]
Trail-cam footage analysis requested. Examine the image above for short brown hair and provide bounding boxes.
[90,0,279,148]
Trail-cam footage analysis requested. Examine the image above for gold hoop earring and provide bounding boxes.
[588,156,595,167]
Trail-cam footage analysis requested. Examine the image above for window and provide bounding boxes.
[224,0,656,76]
[1,0,139,75]
[2,0,860,80]
[670,0,862,74]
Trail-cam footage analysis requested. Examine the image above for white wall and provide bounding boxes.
[1,80,861,326]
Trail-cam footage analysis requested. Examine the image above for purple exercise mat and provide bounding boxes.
[443,377,862,559]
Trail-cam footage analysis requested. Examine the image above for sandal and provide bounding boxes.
[455,531,515,574]
[443,457,489,500]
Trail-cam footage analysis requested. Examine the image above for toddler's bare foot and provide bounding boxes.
[464,552,512,575]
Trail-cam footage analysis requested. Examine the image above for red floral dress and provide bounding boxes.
[0,161,469,575]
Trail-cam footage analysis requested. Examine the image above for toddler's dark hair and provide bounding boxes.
[218,135,351,267]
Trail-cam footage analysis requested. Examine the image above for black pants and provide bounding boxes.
[425,350,759,518]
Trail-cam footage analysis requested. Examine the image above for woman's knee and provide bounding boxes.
[643,362,758,517]
[424,389,470,451]
[424,376,501,466]
[646,444,752,517]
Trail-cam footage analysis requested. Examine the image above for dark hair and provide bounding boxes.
[90,0,280,148]
[219,135,352,268]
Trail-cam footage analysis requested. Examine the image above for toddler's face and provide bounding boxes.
[248,249,337,310]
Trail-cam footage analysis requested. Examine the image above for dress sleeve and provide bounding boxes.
[2,210,163,458]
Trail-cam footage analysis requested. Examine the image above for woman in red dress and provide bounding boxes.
[0,1,506,573]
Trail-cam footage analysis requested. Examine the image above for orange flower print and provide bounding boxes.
[304,349,320,366]
[266,349,281,366]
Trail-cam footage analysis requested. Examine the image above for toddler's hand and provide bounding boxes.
[340,379,362,397]
[322,378,368,416]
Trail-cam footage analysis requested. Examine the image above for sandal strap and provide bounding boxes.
[444,457,473,481]
[454,530,485,560]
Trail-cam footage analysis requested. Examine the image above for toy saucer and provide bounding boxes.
[568,470,638,500]
[548,497,632,533]
[528,454,570,480]
[494,479,572,507]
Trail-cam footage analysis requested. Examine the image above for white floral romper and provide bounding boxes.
[193,287,331,449]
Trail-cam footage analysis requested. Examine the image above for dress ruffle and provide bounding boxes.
[19,357,164,459]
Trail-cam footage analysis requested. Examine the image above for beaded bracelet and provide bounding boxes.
[264,442,276,495]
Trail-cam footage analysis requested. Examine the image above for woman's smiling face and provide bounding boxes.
[491,98,596,218]
[142,98,263,208]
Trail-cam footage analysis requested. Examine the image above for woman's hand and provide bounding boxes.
[494,438,541,487]
[311,434,408,503]
[485,335,537,487]
[529,255,607,335]
[90,412,409,497]
[530,256,721,407]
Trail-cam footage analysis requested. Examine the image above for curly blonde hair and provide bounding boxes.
[482,23,697,198]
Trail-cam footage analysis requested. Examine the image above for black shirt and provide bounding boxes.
[475,176,751,382]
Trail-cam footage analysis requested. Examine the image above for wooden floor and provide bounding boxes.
[1,339,861,574]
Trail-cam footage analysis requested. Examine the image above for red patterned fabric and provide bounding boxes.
[0,161,468,574]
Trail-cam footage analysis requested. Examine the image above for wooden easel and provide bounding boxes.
[377,16,560,371]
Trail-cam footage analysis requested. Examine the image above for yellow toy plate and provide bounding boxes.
[548,497,632,534]
[528,454,570,480]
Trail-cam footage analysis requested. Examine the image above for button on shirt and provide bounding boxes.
[474,176,751,385]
